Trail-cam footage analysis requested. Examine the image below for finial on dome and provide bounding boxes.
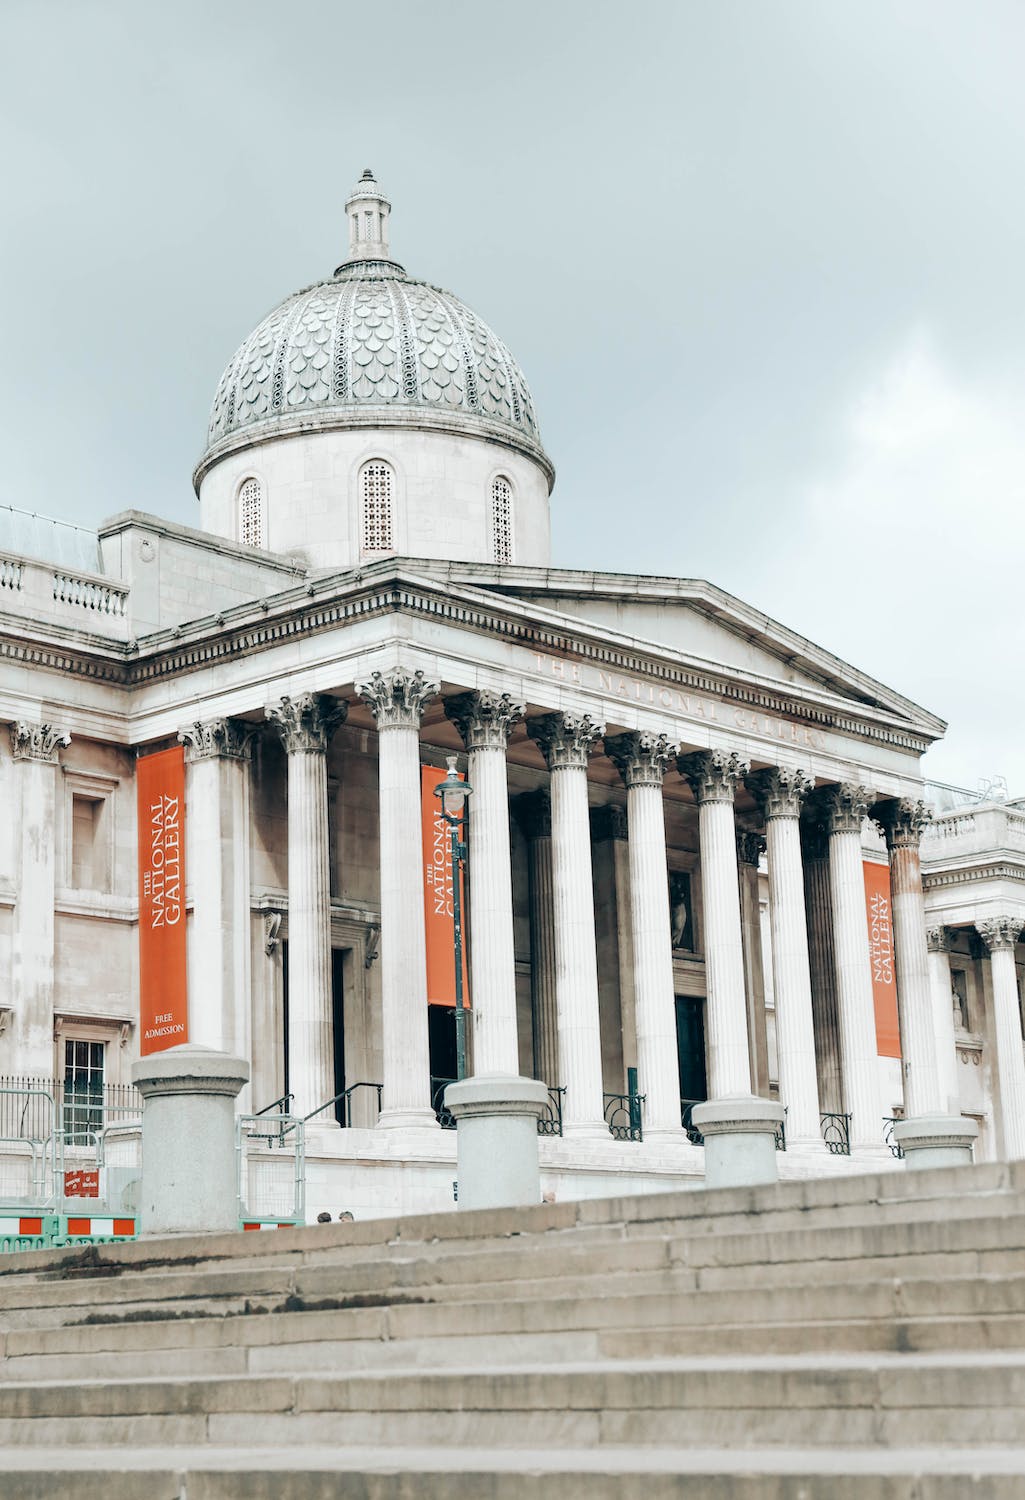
[343,169,392,265]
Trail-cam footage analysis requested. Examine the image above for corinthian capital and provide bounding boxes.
[736,829,767,867]
[677,748,749,806]
[605,730,679,789]
[820,782,871,836]
[925,924,953,955]
[266,693,347,754]
[872,797,932,851]
[747,766,814,821]
[356,667,439,731]
[178,717,257,763]
[528,712,605,771]
[976,915,1023,953]
[9,721,70,763]
[445,689,524,752]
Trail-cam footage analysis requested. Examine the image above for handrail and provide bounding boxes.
[254,1092,293,1118]
[303,1081,383,1129]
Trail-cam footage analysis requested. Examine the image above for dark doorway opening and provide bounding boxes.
[332,948,346,1124]
[676,994,707,1111]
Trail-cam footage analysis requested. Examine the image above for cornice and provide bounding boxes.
[923,862,1025,890]
[0,566,936,754]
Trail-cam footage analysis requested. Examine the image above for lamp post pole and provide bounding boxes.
[435,756,473,1082]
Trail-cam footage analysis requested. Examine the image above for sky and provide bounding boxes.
[3,1,1024,793]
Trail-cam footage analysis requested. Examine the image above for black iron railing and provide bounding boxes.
[820,1111,852,1156]
[883,1116,905,1159]
[0,1076,141,1144]
[431,1076,457,1130]
[302,1082,384,1130]
[538,1086,565,1137]
[681,1098,704,1146]
[604,1091,644,1143]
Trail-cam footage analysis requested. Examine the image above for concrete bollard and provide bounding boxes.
[445,1073,548,1211]
[893,1113,978,1171]
[692,1095,786,1190]
[132,1043,249,1236]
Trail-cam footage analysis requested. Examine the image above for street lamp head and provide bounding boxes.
[435,754,472,819]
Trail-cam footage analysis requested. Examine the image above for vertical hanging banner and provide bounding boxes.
[137,747,188,1055]
[420,766,468,1007]
[863,860,900,1058]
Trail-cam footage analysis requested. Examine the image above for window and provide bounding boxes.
[238,477,264,549]
[63,1038,105,1144]
[71,795,108,891]
[364,210,374,238]
[491,475,513,564]
[361,461,394,552]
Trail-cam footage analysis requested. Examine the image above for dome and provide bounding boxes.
[195,171,552,489]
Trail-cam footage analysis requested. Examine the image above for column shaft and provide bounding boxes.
[926,930,959,1115]
[10,727,67,1075]
[802,831,844,1116]
[977,919,1025,1160]
[625,778,681,1130]
[825,789,882,1148]
[515,792,559,1088]
[764,812,822,1140]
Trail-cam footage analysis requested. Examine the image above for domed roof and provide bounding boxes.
[196,171,552,486]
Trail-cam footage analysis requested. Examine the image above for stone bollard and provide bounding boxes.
[692,1095,786,1190]
[445,1073,548,1211]
[893,1113,978,1171]
[132,1043,249,1236]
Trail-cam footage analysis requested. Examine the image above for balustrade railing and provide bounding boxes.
[820,1111,852,1156]
[52,571,128,617]
[603,1091,644,1142]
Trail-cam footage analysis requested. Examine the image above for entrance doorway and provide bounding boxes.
[676,994,707,1120]
[281,941,348,1123]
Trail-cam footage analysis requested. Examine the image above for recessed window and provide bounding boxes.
[361,461,394,553]
[491,475,513,564]
[238,477,264,549]
[63,1037,105,1143]
[71,794,110,892]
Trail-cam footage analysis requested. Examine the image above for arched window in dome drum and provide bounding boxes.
[361,461,394,553]
[491,476,513,565]
[238,477,264,549]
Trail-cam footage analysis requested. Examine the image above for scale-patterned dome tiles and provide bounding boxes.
[205,273,541,452]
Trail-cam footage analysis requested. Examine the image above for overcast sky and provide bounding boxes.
[4,1,1024,792]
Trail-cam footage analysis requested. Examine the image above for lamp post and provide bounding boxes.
[434,755,472,1080]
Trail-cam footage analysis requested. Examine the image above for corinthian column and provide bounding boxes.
[178,719,255,1069]
[678,750,752,1098]
[266,693,346,1122]
[872,798,941,1118]
[748,767,822,1144]
[976,916,1025,1160]
[10,723,69,1075]
[821,783,881,1150]
[446,690,524,1075]
[513,790,558,1089]
[356,667,440,1129]
[925,925,960,1115]
[606,731,682,1136]
[528,712,607,1136]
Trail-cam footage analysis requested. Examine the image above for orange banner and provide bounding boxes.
[137,747,188,1055]
[421,766,468,1008]
[863,860,900,1059]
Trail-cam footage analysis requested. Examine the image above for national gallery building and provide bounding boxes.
[1,172,1023,1216]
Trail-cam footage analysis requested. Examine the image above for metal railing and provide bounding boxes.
[681,1098,705,1146]
[883,1116,905,1159]
[430,1077,457,1130]
[0,1077,141,1145]
[604,1091,644,1143]
[537,1086,565,1137]
[236,1113,305,1225]
[820,1111,852,1156]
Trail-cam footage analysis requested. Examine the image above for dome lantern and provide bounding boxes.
[340,168,393,269]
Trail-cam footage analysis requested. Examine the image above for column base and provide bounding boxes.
[892,1113,978,1170]
[375,1108,441,1132]
[692,1095,786,1190]
[561,1121,616,1142]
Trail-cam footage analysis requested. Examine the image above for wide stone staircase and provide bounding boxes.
[1,1160,1024,1497]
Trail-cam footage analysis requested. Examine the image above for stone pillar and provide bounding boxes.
[606,731,682,1136]
[266,693,346,1123]
[748,767,822,1145]
[874,798,976,1169]
[821,783,883,1150]
[976,916,1025,1160]
[677,750,752,1098]
[513,790,559,1089]
[446,691,524,1075]
[736,829,771,1098]
[925,925,960,1115]
[9,723,69,1075]
[445,1073,548,1210]
[177,720,255,1079]
[800,813,844,1116]
[132,1043,249,1236]
[528,713,607,1136]
[357,667,440,1130]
